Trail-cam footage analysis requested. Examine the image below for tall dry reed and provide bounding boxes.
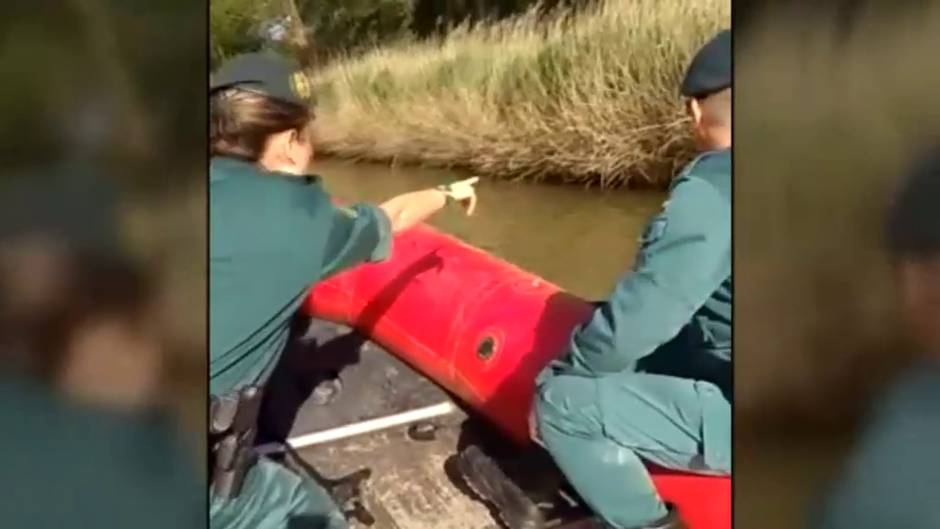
[311,0,729,188]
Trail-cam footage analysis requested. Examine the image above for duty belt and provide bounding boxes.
[210,385,263,499]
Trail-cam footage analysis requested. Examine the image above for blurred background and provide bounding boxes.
[5,0,938,525]
[735,2,940,527]
[0,1,206,527]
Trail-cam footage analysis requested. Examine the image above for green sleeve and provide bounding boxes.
[319,202,393,280]
[557,176,731,376]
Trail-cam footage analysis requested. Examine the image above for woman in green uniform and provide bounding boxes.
[209,52,478,529]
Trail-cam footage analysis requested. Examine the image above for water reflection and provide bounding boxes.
[316,159,665,300]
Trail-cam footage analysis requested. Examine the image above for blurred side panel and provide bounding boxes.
[735,2,940,528]
[0,1,207,528]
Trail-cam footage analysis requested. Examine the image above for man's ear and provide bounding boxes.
[689,98,703,126]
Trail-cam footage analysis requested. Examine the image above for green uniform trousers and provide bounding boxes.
[535,371,730,528]
[210,458,348,529]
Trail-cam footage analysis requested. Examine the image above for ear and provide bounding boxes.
[283,128,303,163]
[689,98,704,126]
[287,128,300,147]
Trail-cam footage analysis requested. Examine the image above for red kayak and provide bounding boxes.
[304,223,731,529]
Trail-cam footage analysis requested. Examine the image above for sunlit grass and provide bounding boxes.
[310,0,729,188]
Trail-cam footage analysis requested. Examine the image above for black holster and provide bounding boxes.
[210,385,263,500]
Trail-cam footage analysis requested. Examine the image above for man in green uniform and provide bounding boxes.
[527,30,732,529]
[209,53,478,529]
[814,148,940,529]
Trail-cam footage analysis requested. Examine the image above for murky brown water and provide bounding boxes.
[316,159,665,300]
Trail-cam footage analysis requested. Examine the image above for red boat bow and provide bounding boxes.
[305,223,731,529]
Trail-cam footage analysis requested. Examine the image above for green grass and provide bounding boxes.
[310,0,729,188]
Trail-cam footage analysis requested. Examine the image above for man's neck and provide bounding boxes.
[701,127,731,151]
[705,138,731,152]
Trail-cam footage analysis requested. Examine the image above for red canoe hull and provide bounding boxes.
[304,224,731,529]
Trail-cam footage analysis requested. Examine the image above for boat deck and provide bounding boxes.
[300,415,499,529]
[276,320,517,529]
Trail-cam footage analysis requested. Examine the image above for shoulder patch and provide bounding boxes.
[290,71,312,101]
[640,215,668,246]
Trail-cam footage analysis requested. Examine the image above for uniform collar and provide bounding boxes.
[210,156,321,184]
[209,156,255,181]
[707,146,731,156]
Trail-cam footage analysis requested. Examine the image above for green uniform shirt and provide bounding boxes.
[210,157,392,396]
[544,149,732,381]
[816,360,940,529]
[0,375,202,528]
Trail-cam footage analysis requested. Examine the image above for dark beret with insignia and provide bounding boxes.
[680,29,731,99]
[887,147,940,259]
[210,52,313,106]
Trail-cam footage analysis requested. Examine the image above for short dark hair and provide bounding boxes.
[886,147,940,260]
[210,88,313,162]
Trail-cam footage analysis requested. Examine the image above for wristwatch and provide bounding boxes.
[435,184,456,204]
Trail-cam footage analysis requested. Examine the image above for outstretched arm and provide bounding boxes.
[379,177,479,233]
[319,178,479,279]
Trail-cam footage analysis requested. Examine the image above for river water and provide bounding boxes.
[316,159,665,300]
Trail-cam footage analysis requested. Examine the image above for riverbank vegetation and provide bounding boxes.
[211,0,728,188]
[310,0,728,188]
[211,0,576,67]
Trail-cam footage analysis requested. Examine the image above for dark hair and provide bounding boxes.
[210,88,313,162]
[886,147,940,260]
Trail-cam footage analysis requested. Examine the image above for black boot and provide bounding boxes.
[640,504,687,529]
[457,444,545,529]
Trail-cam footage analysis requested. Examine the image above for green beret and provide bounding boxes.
[210,52,313,106]
[681,29,731,98]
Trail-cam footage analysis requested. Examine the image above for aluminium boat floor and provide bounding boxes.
[266,319,581,529]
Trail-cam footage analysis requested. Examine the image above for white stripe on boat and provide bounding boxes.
[287,401,457,448]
